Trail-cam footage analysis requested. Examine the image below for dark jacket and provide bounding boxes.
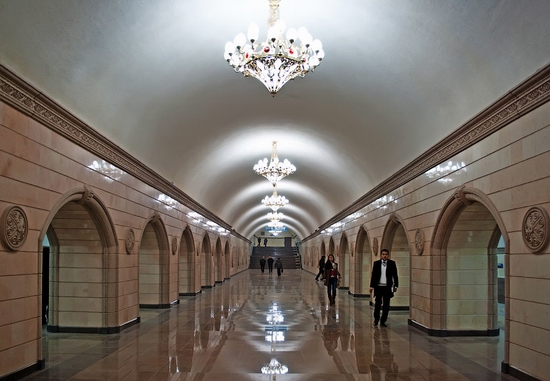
[370,259,398,289]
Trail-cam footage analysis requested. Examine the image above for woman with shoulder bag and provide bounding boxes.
[324,254,341,306]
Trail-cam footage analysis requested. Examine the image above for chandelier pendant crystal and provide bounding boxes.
[224,0,324,95]
[254,141,296,185]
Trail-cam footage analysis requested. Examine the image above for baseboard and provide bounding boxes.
[0,359,45,381]
[408,319,499,337]
[46,321,139,334]
[501,362,541,381]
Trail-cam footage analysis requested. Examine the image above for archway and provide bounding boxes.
[178,226,196,296]
[200,234,213,288]
[353,226,372,297]
[431,187,509,340]
[39,186,118,332]
[214,238,223,284]
[338,234,350,289]
[328,237,335,256]
[224,241,230,280]
[381,213,410,309]
[139,213,170,308]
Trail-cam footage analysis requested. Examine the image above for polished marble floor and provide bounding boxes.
[21,269,519,381]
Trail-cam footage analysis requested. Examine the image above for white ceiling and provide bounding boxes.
[1,0,549,239]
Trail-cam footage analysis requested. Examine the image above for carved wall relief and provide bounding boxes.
[522,206,549,253]
[1,205,28,251]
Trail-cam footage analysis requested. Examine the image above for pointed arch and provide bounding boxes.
[39,186,119,332]
[429,186,509,344]
[224,241,230,280]
[200,233,213,288]
[179,225,197,296]
[338,233,350,290]
[328,237,335,256]
[214,238,223,284]
[353,226,372,297]
[380,213,410,310]
[138,212,171,308]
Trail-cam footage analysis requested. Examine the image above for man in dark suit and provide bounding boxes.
[370,249,398,327]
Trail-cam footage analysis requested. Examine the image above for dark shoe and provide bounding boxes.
[373,321,378,326]
[380,323,388,327]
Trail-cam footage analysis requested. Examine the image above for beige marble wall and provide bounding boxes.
[0,101,250,378]
[302,101,550,380]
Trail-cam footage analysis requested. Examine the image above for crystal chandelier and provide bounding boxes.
[262,184,289,211]
[224,0,324,95]
[266,212,284,223]
[254,141,296,185]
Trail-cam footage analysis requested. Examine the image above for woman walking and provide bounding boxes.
[324,254,341,306]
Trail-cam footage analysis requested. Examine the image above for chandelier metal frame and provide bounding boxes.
[225,0,324,95]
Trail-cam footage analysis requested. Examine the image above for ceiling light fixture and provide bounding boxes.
[266,212,284,223]
[261,184,289,211]
[254,141,296,185]
[225,0,324,95]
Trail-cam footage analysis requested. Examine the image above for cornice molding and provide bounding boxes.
[304,63,550,242]
[0,65,247,243]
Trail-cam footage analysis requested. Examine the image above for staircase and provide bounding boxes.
[249,246,301,269]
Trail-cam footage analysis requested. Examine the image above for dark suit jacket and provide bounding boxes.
[370,259,398,289]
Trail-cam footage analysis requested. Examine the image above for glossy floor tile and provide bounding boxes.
[21,270,518,381]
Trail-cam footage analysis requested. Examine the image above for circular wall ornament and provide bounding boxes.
[372,237,379,256]
[522,206,549,253]
[415,229,425,255]
[172,237,178,255]
[126,228,135,254]
[1,205,28,251]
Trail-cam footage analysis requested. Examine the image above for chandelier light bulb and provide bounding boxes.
[224,0,324,95]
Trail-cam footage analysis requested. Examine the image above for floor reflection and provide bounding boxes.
[22,269,518,381]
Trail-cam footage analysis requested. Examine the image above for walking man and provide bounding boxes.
[370,249,398,327]
[315,255,326,281]
[275,258,283,276]
[267,256,274,273]
[260,256,266,273]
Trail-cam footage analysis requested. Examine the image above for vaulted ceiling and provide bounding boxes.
[1,0,549,239]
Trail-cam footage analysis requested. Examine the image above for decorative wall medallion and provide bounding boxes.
[415,228,425,255]
[372,237,379,256]
[1,205,28,251]
[522,206,549,253]
[126,228,135,254]
[172,237,178,255]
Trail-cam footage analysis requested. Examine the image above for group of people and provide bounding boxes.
[259,256,283,276]
[255,236,268,247]
[316,249,399,326]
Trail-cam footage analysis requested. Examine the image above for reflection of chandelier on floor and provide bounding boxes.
[225,0,324,95]
[262,302,289,375]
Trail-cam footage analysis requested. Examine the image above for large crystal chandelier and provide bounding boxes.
[261,184,289,212]
[254,141,296,185]
[224,0,324,95]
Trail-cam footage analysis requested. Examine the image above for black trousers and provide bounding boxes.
[373,286,393,323]
[315,268,323,280]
